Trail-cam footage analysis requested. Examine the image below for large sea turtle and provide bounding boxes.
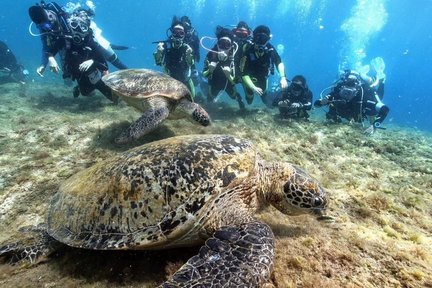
[0,134,328,287]
[102,69,211,144]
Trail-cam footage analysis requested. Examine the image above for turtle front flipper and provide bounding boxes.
[116,106,170,144]
[0,224,61,264]
[159,221,275,287]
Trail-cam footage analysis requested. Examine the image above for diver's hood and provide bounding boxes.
[29,6,49,25]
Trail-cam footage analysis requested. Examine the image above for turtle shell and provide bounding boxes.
[47,134,257,250]
[102,69,192,102]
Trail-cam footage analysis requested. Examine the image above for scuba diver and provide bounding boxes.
[28,2,69,77]
[67,1,128,70]
[202,26,244,110]
[272,75,312,119]
[28,1,127,78]
[239,25,288,105]
[232,21,253,48]
[154,17,195,97]
[314,70,390,135]
[180,16,200,84]
[231,21,253,84]
[0,41,29,84]
[62,11,116,103]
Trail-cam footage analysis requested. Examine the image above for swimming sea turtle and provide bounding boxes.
[102,69,210,144]
[0,134,328,287]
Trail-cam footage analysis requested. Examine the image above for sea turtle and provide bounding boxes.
[0,134,328,287]
[102,69,211,144]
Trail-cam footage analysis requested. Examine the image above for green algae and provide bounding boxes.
[0,82,431,288]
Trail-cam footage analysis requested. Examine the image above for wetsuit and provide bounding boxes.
[320,82,389,126]
[202,45,243,107]
[155,40,195,96]
[272,86,313,119]
[240,43,282,104]
[63,34,113,101]
[0,41,27,84]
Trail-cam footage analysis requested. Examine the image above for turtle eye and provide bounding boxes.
[312,197,323,207]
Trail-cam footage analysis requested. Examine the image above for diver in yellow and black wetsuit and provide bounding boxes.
[239,25,288,106]
[154,17,195,98]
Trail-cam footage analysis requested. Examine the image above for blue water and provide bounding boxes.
[1,0,431,131]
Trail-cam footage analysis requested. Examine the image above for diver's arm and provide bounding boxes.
[276,62,286,79]
[40,35,51,67]
[276,62,288,90]
[185,44,194,67]
[202,56,216,78]
[153,42,165,66]
[242,75,255,90]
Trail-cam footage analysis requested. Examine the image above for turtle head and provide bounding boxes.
[267,163,328,217]
[191,103,211,126]
[177,99,210,126]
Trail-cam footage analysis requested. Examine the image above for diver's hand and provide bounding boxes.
[364,125,375,136]
[36,65,46,77]
[79,59,94,72]
[291,102,302,108]
[157,42,164,52]
[314,98,329,107]
[253,85,264,96]
[185,47,194,64]
[221,66,231,77]
[208,62,217,73]
[48,56,60,74]
[278,100,290,107]
[280,77,288,90]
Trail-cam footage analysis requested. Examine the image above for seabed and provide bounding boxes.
[0,82,431,287]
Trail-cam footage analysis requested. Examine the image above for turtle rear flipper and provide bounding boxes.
[160,221,275,287]
[115,106,170,144]
[0,225,60,264]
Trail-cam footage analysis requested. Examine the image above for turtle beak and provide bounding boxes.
[313,208,335,222]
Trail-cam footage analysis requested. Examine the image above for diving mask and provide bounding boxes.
[254,32,270,46]
[69,17,89,33]
[217,37,231,61]
[39,21,54,32]
[234,28,249,39]
[171,25,185,39]
[68,16,90,44]
[292,82,304,92]
[217,37,232,51]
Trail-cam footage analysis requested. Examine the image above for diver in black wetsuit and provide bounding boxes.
[62,12,115,103]
[0,41,29,84]
[154,18,195,97]
[180,16,200,85]
[272,75,312,119]
[314,70,390,135]
[28,1,128,79]
[202,26,244,109]
[239,25,288,105]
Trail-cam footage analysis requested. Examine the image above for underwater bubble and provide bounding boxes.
[276,44,285,56]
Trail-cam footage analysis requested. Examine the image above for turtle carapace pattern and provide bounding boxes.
[1,134,328,287]
[102,69,211,144]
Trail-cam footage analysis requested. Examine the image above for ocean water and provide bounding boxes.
[1,0,431,131]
